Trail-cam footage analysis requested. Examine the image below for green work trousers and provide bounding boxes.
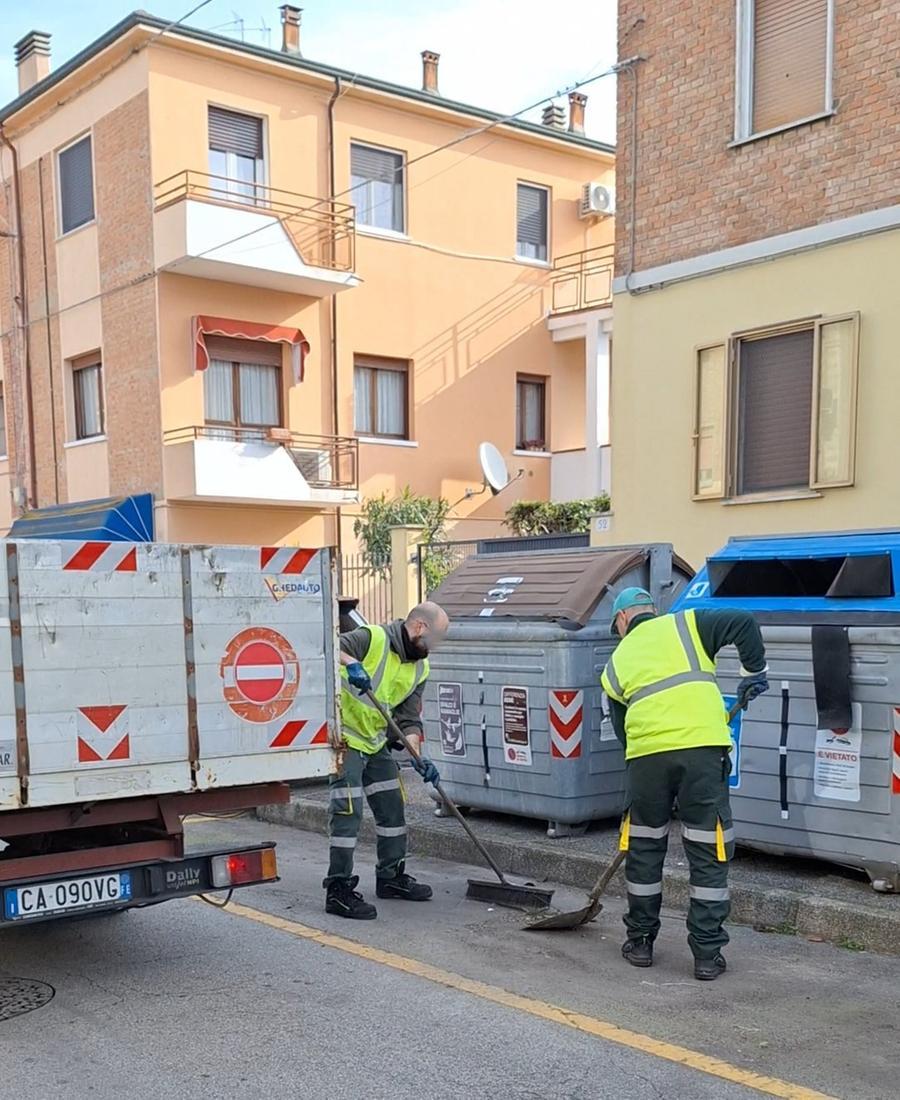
[622,746,734,960]
[325,746,407,885]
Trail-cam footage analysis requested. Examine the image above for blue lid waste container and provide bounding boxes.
[673,529,900,891]
[423,544,693,837]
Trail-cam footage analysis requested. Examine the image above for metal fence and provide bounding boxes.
[338,554,393,623]
[417,533,591,599]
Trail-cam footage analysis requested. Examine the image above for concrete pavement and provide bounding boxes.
[2,815,896,1099]
[259,776,900,956]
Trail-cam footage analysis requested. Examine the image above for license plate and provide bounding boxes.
[4,871,132,921]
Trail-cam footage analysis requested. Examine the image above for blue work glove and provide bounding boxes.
[411,755,440,786]
[345,661,372,695]
[737,669,769,710]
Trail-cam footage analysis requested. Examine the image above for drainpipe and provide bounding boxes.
[0,125,38,509]
[37,157,59,503]
[614,57,643,292]
[327,76,343,556]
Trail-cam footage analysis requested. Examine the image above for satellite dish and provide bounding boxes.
[478,442,510,495]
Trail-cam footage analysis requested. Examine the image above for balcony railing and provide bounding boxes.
[154,171,356,273]
[164,425,359,491]
[550,245,614,315]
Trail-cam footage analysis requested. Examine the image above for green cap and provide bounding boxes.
[610,587,655,635]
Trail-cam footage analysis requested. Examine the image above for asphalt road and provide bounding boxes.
[1,817,897,1100]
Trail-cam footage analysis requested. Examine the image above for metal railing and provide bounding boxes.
[163,425,359,490]
[154,170,356,272]
[550,244,614,314]
[338,554,393,623]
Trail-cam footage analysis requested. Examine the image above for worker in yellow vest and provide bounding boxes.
[601,587,768,980]
[324,601,449,920]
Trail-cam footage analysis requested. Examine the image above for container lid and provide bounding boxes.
[430,547,677,627]
[672,529,900,624]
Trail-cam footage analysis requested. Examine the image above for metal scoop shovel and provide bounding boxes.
[523,849,625,930]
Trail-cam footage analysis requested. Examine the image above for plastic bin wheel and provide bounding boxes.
[547,821,589,839]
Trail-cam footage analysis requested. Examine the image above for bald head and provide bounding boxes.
[404,601,450,658]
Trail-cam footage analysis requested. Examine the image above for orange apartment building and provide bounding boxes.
[0,9,615,552]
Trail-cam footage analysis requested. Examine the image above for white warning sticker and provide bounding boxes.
[814,704,862,803]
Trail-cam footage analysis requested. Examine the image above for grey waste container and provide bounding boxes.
[672,529,900,892]
[423,544,694,837]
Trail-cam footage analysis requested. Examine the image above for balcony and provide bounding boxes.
[153,172,360,297]
[163,426,359,508]
[549,245,614,315]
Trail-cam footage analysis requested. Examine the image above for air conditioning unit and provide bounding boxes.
[579,181,615,218]
[290,447,333,486]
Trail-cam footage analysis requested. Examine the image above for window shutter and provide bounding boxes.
[753,0,829,133]
[811,313,859,488]
[517,185,548,250]
[208,107,263,158]
[204,336,282,367]
[350,144,400,184]
[738,329,814,494]
[59,136,94,234]
[693,345,728,499]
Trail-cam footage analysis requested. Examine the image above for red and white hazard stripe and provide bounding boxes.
[260,547,316,574]
[269,719,329,750]
[892,707,900,795]
[64,542,138,572]
[549,689,584,759]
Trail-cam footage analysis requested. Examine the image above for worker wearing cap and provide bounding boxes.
[324,601,450,920]
[601,587,768,981]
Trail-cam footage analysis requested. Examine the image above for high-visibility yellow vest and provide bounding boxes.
[340,625,429,755]
[601,610,730,761]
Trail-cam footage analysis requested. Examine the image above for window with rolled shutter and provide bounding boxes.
[516,183,549,262]
[208,107,265,200]
[737,0,832,138]
[350,143,404,232]
[737,329,814,494]
[58,135,94,234]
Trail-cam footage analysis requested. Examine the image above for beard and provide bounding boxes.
[402,625,429,660]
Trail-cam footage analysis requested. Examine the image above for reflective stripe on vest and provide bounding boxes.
[601,611,731,761]
[340,625,429,754]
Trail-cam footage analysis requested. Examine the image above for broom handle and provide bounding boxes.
[365,690,510,884]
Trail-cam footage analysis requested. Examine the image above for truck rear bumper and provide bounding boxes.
[0,842,278,926]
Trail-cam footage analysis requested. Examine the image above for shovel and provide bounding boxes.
[524,700,745,932]
[365,691,555,912]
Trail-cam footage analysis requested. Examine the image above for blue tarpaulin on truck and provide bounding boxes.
[8,494,154,542]
[672,529,900,623]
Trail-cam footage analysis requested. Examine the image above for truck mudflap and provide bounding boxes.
[0,843,278,926]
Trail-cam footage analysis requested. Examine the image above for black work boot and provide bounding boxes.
[622,937,654,968]
[325,875,377,919]
[376,870,433,901]
[694,954,727,981]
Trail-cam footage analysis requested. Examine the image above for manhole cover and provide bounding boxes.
[0,977,55,1021]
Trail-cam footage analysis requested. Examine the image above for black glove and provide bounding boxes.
[411,755,440,786]
[737,669,769,710]
[345,661,371,695]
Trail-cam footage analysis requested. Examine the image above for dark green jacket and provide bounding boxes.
[607,609,765,747]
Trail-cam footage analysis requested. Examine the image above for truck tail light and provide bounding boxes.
[211,847,277,888]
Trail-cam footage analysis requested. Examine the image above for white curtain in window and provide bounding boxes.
[354,366,373,433]
[376,369,405,436]
[239,363,279,425]
[204,360,234,422]
[522,383,543,444]
[76,366,103,438]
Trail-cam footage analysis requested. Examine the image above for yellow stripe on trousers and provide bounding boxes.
[204,898,838,1100]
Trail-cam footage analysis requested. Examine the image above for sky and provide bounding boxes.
[0,1,618,144]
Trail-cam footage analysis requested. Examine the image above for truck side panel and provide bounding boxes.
[0,551,18,809]
[17,542,192,807]
[191,545,336,789]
